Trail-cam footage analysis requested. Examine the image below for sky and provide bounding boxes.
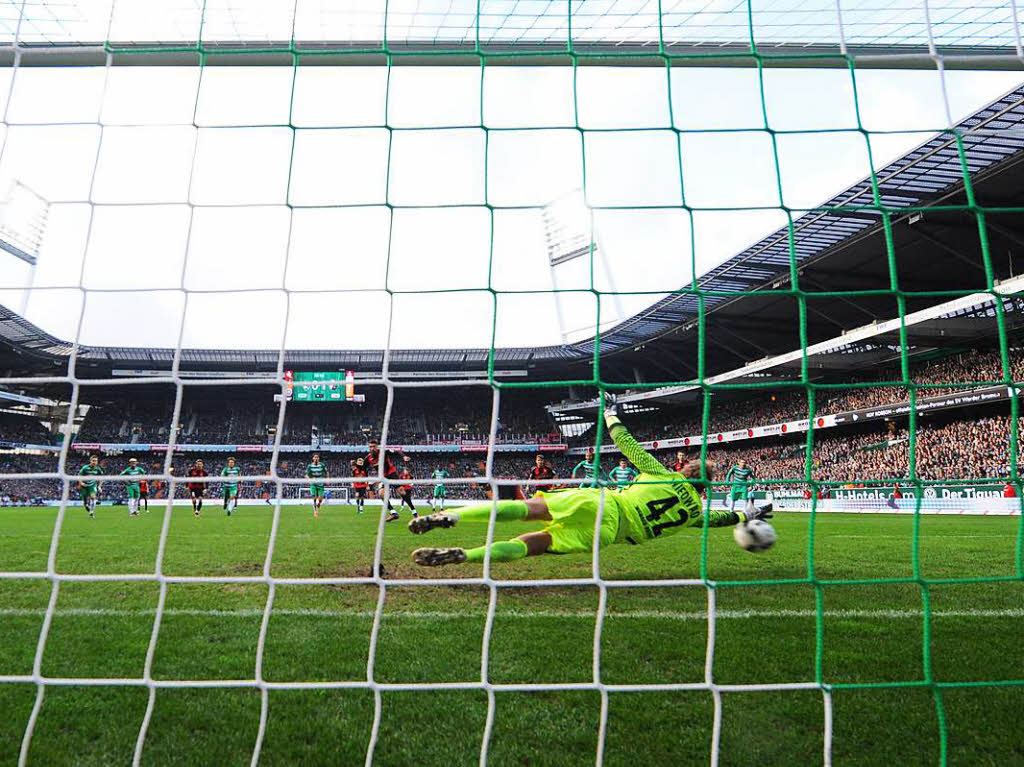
[0,63,1021,351]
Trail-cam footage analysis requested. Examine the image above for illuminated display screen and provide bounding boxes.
[284,371,361,402]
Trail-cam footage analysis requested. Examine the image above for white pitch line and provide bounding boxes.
[0,607,1022,620]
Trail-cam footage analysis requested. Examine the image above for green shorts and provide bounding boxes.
[433,485,446,498]
[79,487,96,502]
[729,486,751,501]
[309,484,325,498]
[223,486,238,499]
[127,486,140,499]
[535,488,619,555]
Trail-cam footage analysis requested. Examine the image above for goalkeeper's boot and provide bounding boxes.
[409,512,458,535]
[412,547,467,567]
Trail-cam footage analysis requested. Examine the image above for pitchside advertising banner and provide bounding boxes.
[759,485,1021,515]
[65,442,567,454]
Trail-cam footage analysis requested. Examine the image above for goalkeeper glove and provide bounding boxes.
[602,393,619,427]
[742,501,773,523]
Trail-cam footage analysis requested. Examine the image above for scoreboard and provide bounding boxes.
[284,371,364,402]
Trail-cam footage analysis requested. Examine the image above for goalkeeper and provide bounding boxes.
[409,398,772,566]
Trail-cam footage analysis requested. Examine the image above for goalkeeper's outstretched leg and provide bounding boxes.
[410,497,551,566]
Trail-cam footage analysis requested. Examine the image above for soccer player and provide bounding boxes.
[571,448,603,488]
[408,398,773,567]
[428,465,451,511]
[725,459,756,512]
[138,472,149,513]
[187,459,208,517]
[77,454,104,518]
[398,462,417,518]
[364,440,402,522]
[220,457,241,515]
[306,453,328,518]
[119,457,147,516]
[671,450,686,473]
[526,453,554,495]
[608,457,636,488]
[350,457,369,514]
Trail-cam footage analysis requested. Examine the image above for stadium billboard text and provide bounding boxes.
[831,484,1007,500]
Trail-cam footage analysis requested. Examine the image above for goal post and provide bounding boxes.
[296,486,350,505]
[0,2,1021,766]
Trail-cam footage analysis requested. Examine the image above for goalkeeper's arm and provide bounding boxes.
[602,398,668,476]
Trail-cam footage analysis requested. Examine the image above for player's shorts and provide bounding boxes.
[139,487,148,497]
[433,485,446,498]
[189,488,205,499]
[729,485,751,501]
[78,486,96,502]
[353,486,367,499]
[223,486,238,498]
[127,486,140,499]
[309,484,325,497]
[534,487,619,555]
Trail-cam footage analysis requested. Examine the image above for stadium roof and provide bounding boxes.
[0,83,1023,381]
[7,0,1023,68]
[568,83,1024,359]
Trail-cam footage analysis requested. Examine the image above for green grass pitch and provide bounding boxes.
[0,503,1021,766]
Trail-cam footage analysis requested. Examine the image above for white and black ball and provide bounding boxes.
[733,519,777,552]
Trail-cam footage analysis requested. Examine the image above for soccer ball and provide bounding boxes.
[733,520,777,552]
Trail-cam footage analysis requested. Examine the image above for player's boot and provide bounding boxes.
[412,547,467,567]
[408,512,458,535]
[385,511,400,522]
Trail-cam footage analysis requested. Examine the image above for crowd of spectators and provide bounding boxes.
[659,413,1020,489]
[72,386,562,448]
[0,413,55,445]
[575,346,1024,446]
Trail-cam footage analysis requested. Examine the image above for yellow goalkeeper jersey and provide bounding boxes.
[607,419,736,544]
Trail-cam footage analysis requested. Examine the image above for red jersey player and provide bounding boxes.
[364,440,409,522]
[672,450,686,473]
[526,453,555,495]
[350,457,370,514]
[397,460,418,518]
[187,459,208,517]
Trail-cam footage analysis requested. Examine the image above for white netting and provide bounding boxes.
[0,1,1021,766]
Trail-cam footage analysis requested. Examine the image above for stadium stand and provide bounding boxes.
[1,346,1018,503]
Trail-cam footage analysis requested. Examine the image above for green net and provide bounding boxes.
[1,1,1023,765]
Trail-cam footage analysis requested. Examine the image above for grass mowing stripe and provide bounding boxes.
[3,607,1023,619]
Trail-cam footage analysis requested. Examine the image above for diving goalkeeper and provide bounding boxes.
[409,398,772,566]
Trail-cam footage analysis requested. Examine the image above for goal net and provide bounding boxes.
[0,1,1022,765]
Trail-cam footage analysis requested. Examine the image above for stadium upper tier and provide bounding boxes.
[0,346,1016,454]
[0,86,1022,381]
